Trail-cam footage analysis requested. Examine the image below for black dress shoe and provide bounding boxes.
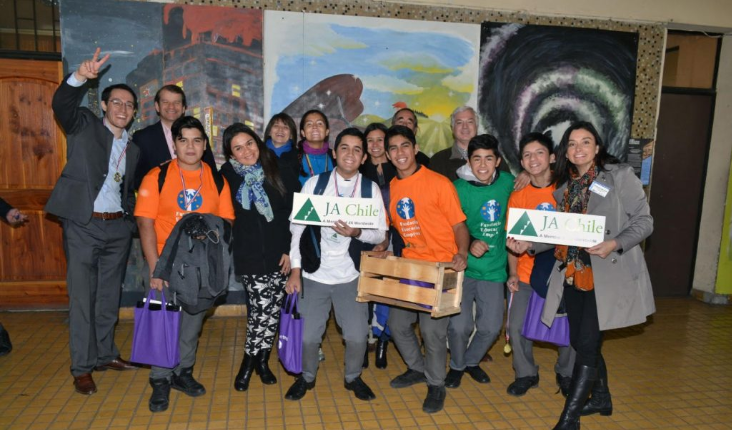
[465,365,490,383]
[94,357,137,371]
[285,377,315,401]
[172,367,206,397]
[556,373,572,398]
[149,378,171,412]
[422,384,446,413]
[345,376,376,401]
[445,368,464,389]
[0,325,12,357]
[390,369,427,388]
[73,373,97,395]
[507,375,539,396]
[375,339,388,369]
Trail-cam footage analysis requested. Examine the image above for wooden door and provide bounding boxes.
[644,91,715,296]
[0,59,67,309]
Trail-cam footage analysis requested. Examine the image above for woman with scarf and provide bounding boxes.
[264,112,300,177]
[220,123,300,391]
[510,121,655,429]
[297,109,335,186]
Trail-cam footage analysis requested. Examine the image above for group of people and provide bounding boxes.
[41,49,654,429]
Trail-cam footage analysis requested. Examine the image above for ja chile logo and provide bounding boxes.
[508,212,538,237]
[294,198,321,222]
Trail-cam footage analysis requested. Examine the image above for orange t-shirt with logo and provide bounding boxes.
[507,183,557,284]
[389,166,466,263]
[135,160,235,254]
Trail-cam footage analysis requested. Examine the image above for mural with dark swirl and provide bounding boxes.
[478,23,638,172]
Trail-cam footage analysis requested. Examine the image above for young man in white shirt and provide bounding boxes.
[285,128,388,402]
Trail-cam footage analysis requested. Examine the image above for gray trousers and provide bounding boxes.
[447,278,504,370]
[388,306,449,386]
[509,281,575,378]
[63,218,131,376]
[300,277,368,384]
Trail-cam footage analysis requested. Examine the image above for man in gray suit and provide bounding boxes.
[46,48,140,395]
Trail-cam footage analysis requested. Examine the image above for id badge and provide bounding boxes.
[589,181,610,197]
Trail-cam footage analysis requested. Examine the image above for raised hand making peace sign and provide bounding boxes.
[74,47,111,81]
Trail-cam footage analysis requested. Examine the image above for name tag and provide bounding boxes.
[589,181,610,198]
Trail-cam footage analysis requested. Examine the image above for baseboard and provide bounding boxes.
[691,288,732,305]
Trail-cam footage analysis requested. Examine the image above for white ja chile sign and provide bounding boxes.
[506,209,606,247]
[290,193,382,228]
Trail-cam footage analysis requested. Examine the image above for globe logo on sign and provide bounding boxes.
[396,197,415,219]
[480,200,501,222]
[536,202,555,212]
[177,189,203,211]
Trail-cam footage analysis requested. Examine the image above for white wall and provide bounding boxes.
[693,36,732,294]
[385,0,732,30]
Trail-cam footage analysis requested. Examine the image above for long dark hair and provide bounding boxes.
[222,123,286,195]
[364,122,388,162]
[554,121,619,187]
[297,109,330,177]
[264,112,297,145]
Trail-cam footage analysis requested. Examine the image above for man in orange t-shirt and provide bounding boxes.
[385,125,469,414]
[135,116,234,413]
[505,132,575,398]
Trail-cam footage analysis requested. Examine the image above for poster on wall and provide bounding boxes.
[478,23,638,172]
[59,0,264,164]
[264,11,481,156]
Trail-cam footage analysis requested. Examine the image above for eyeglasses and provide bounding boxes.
[109,99,135,111]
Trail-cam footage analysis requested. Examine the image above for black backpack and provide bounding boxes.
[299,171,373,273]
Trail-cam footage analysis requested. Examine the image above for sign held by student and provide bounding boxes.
[291,193,383,228]
[506,209,606,247]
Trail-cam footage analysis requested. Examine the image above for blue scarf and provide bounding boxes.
[266,138,293,158]
[229,159,274,222]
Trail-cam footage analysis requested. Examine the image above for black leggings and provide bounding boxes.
[563,286,603,367]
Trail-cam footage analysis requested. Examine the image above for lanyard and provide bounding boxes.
[112,143,128,182]
[178,162,203,210]
[334,173,360,198]
[305,154,330,177]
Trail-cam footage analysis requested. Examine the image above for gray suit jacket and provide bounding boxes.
[45,75,139,228]
[540,164,656,331]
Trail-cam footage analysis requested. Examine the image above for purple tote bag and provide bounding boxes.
[278,293,303,374]
[521,291,570,347]
[131,290,181,368]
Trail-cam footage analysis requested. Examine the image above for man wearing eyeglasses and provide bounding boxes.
[46,48,141,396]
[132,85,216,190]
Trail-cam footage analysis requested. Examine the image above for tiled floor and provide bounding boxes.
[0,297,731,429]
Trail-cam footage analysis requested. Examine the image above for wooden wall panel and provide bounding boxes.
[0,59,66,310]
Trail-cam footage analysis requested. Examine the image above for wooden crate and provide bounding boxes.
[357,251,464,318]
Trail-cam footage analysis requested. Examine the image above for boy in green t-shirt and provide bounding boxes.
[446,134,514,388]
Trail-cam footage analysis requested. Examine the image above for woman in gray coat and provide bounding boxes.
[511,121,655,430]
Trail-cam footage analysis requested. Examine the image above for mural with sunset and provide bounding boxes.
[264,11,480,156]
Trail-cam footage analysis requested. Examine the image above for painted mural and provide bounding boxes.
[264,11,480,156]
[478,23,638,171]
[59,0,264,164]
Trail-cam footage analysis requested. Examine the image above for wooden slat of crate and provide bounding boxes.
[360,255,442,284]
[358,276,437,304]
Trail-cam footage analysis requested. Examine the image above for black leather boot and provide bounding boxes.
[234,353,256,391]
[581,356,612,416]
[255,349,277,385]
[552,364,597,430]
[375,339,388,369]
